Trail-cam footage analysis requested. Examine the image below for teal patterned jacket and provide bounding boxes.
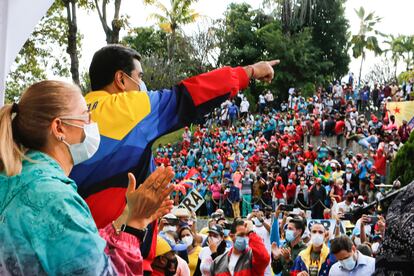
[0,151,140,275]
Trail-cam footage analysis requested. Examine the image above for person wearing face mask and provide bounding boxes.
[342,164,357,192]
[179,227,202,276]
[198,225,228,276]
[69,45,279,275]
[292,223,336,276]
[252,211,272,276]
[271,218,307,276]
[337,190,356,214]
[153,235,190,276]
[210,219,270,276]
[0,81,176,275]
[329,235,375,275]
[309,178,327,219]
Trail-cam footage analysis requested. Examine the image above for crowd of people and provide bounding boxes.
[1,41,413,276]
[152,79,413,275]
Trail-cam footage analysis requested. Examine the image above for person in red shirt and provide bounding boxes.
[312,118,321,136]
[295,120,304,143]
[372,148,387,183]
[304,144,317,162]
[273,181,286,207]
[286,176,297,204]
[398,119,412,143]
[335,115,346,146]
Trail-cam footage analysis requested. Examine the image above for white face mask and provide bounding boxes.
[61,122,100,165]
[163,225,177,233]
[354,237,361,246]
[311,233,324,246]
[182,236,194,247]
[340,254,357,271]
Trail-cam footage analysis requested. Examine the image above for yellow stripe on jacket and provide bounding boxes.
[85,90,150,140]
[298,243,330,272]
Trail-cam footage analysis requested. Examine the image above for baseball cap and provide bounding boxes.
[208,225,224,236]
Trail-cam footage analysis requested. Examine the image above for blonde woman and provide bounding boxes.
[0,81,174,275]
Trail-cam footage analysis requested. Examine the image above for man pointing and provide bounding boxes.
[70,44,279,274]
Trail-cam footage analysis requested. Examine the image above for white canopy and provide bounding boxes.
[0,0,54,106]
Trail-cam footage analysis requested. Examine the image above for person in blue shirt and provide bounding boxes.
[329,235,375,276]
[228,180,241,217]
[228,102,239,125]
[356,153,372,194]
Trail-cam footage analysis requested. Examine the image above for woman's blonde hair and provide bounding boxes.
[0,80,81,176]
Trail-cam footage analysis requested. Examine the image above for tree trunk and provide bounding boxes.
[65,0,80,86]
[394,59,398,81]
[94,0,122,44]
[109,0,122,44]
[358,52,365,86]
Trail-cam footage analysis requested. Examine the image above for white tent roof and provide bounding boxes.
[0,0,54,106]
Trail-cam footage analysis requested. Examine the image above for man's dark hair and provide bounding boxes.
[357,244,373,257]
[231,219,245,234]
[89,45,142,90]
[289,218,306,236]
[330,235,353,254]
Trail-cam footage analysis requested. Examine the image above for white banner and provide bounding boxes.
[175,189,205,213]
[0,0,55,105]
[307,219,346,238]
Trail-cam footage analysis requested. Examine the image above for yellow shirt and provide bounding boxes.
[188,246,202,276]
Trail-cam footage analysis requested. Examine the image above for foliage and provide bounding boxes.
[398,70,414,84]
[122,24,214,89]
[351,7,383,85]
[308,0,350,80]
[216,3,334,101]
[143,0,199,61]
[391,131,414,186]
[5,2,71,103]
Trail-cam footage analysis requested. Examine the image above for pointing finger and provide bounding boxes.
[268,60,280,66]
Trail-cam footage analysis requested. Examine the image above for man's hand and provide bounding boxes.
[244,60,280,83]
[361,214,370,226]
[281,247,292,262]
[245,220,254,233]
[297,272,309,276]
[208,237,219,253]
[271,242,282,260]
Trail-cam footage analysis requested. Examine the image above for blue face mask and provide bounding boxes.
[234,236,248,251]
[285,229,296,242]
[223,229,230,237]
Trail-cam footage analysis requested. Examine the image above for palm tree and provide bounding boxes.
[351,7,383,86]
[399,35,414,71]
[263,0,330,34]
[384,35,404,80]
[144,0,199,62]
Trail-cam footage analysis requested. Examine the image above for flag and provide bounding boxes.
[386,101,414,128]
[0,0,54,105]
[313,161,332,182]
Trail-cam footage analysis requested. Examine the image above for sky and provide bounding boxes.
[75,0,414,82]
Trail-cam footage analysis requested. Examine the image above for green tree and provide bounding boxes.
[217,3,324,101]
[399,35,414,71]
[143,0,199,62]
[391,131,414,186]
[122,25,207,89]
[308,0,350,80]
[384,35,405,80]
[351,7,383,86]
